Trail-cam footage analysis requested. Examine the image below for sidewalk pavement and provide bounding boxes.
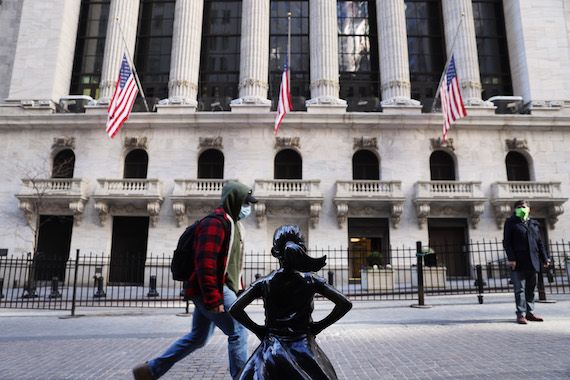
[0,293,569,380]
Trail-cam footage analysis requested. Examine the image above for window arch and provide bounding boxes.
[430,150,455,180]
[505,151,530,181]
[198,149,224,179]
[124,149,148,179]
[52,149,76,178]
[274,149,302,179]
[352,150,379,180]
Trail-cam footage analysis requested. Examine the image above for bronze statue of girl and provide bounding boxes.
[229,225,352,379]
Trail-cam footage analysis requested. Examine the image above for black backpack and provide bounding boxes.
[171,214,226,281]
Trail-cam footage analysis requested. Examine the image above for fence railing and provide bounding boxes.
[1,241,569,310]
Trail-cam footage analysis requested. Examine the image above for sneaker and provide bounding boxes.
[133,363,155,380]
[526,313,544,322]
[516,316,528,324]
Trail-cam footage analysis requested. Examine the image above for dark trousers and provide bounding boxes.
[510,270,537,317]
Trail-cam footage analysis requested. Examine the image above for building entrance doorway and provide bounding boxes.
[35,215,73,282]
[348,218,389,279]
[109,216,149,285]
[427,219,469,277]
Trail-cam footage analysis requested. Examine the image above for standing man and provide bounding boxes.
[133,181,257,379]
[503,200,550,325]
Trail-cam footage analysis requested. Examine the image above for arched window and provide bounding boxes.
[430,151,455,180]
[52,149,75,178]
[198,149,224,179]
[505,151,530,181]
[124,149,148,179]
[274,149,302,179]
[352,150,379,180]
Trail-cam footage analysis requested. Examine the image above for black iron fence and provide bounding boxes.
[1,240,569,311]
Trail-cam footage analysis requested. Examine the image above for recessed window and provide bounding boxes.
[52,150,76,179]
[70,0,110,98]
[338,1,380,112]
[198,0,242,111]
[505,151,530,181]
[430,150,455,180]
[134,0,175,111]
[274,149,302,179]
[405,0,446,112]
[270,1,310,111]
[198,149,224,179]
[473,0,512,99]
[124,149,148,179]
[352,150,379,180]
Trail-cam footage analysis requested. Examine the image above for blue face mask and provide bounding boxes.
[239,204,252,220]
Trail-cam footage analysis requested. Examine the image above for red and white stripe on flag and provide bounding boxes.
[106,54,138,138]
[274,65,292,135]
[441,55,467,141]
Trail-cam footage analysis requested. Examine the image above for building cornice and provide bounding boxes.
[1,111,570,131]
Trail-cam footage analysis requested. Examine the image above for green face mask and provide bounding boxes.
[515,206,530,220]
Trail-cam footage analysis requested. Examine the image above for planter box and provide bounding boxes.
[360,268,394,291]
[411,266,447,289]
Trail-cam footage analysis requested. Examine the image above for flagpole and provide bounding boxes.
[430,12,465,113]
[115,17,150,112]
[287,11,291,82]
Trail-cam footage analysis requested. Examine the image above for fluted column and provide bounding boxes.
[162,0,205,109]
[231,0,271,111]
[376,0,419,107]
[306,0,346,113]
[97,0,140,104]
[442,0,487,106]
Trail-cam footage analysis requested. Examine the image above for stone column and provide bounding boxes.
[231,0,271,112]
[6,0,81,109]
[159,0,205,111]
[306,0,346,113]
[441,0,488,106]
[97,0,140,104]
[376,0,420,110]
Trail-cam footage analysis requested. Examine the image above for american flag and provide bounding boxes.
[106,54,138,138]
[274,62,292,135]
[440,55,467,141]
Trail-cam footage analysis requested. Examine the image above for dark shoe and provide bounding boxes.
[516,316,528,324]
[133,363,155,380]
[526,313,544,322]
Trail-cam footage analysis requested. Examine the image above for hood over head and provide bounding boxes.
[221,180,255,220]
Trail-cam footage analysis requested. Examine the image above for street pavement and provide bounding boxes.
[0,293,569,380]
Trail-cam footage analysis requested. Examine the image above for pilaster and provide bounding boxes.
[376,0,420,108]
[98,0,140,104]
[157,0,205,112]
[306,0,346,113]
[231,0,271,112]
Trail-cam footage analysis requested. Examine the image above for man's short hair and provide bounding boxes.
[514,200,528,208]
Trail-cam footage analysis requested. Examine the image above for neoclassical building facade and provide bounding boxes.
[0,0,569,284]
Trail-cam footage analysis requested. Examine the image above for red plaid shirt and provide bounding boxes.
[184,207,231,309]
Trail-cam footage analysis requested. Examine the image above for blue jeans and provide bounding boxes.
[510,270,537,317]
[147,286,248,379]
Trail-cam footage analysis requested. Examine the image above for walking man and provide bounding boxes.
[503,200,550,324]
[133,180,257,379]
